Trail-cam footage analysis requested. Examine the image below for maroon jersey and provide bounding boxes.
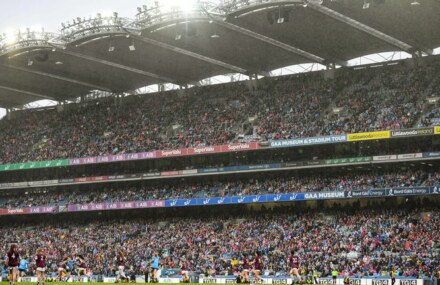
[116,255,124,266]
[35,254,46,267]
[242,258,249,270]
[253,256,261,270]
[180,262,187,271]
[60,257,69,269]
[77,258,86,268]
[7,251,19,267]
[289,255,299,268]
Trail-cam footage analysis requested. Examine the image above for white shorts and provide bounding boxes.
[242,269,249,273]
[118,266,125,272]
[36,267,46,272]
[58,267,66,272]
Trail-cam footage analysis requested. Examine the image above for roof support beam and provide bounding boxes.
[2,65,112,92]
[0,85,55,100]
[207,15,331,65]
[131,35,248,74]
[306,2,415,53]
[59,50,176,84]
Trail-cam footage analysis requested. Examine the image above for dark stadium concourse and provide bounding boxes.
[1,0,440,107]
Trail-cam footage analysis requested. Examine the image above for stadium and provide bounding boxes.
[1,0,440,285]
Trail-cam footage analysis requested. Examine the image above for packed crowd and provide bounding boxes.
[1,61,440,164]
[1,169,438,208]
[0,207,439,277]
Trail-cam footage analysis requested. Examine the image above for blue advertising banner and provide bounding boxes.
[423,151,440,158]
[270,134,347,148]
[164,187,437,208]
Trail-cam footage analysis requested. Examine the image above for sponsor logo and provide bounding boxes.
[98,156,110,162]
[238,197,245,203]
[113,155,125,161]
[318,279,334,284]
[184,199,191,206]
[161,149,182,157]
[391,188,429,195]
[193,147,216,154]
[217,198,225,204]
[289,194,298,201]
[226,279,237,284]
[203,198,210,205]
[203,278,217,283]
[8,208,24,214]
[141,152,155,159]
[270,135,346,147]
[126,153,139,159]
[274,195,282,202]
[397,153,422,159]
[347,131,390,142]
[372,280,389,285]
[305,192,345,199]
[252,196,261,202]
[391,128,433,137]
[272,279,288,284]
[107,203,118,209]
[348,279,361,285]
[434,126,440,134]
[227,144,251,151]
[170,200,178,207]
[137,202,148,207]
[399,280,417,285]
[373,155,397,161]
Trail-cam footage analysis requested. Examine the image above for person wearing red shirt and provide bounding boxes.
[5,244,20,285]
[35,248,47,285]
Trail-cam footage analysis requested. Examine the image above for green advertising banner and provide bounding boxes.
[0,159,68,172]
[325,156,372,165]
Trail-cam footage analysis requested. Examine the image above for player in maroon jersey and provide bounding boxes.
[75,255,87,281]
[250,252,263,284]
[5,244,20,285]
[180,257,189,283]
[239,253,250,283]
[115,250,127,283]
[288,250,302,284]
[35,248,47,285]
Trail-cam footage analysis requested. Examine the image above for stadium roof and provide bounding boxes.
[0,0,439,108]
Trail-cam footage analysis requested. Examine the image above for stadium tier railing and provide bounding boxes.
[0,126,439,173]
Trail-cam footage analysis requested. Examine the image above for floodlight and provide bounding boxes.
[362,0,370,9]
[3,29,16,45]
[129,40,136,51]
[410,1,420,5]
[101,11,113,18]
[158,0,199,13]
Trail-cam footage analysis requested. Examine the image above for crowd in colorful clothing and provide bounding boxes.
[1,62,440,164]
